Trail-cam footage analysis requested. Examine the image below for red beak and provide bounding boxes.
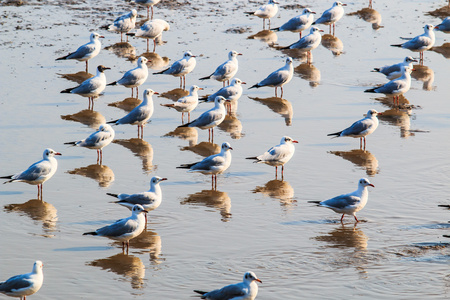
[368,184,375,187]
[292,140,299,143]
[55,152,62,156]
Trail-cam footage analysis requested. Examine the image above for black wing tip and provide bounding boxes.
[308,200,322,205]
[61,88,74,94]
[106,193,119,198]
[83,232,98,236]
[199,76,210,81]
[107,81,117,86]
[126,32,136,37]
[364,88,376,93]
[372,68,381,72]
[193,290,207,295]
[107,119,118,124]
[64,141,77,145]
[246,156,258,160]
[249,84,260,89]
[390,44,402,48]
[327,131,341,137]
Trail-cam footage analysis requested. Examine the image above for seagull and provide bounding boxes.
[435,17,450,33]
[64,124,115,164]
[61,65,111,110]
[199,50,242,87]
[107,56,148,98]
[327,109,381,150]
[56,32,104,72]
[177,142,232,189]
[161,85,203,122]
[134,0,161,19]
[0,149,61,199]
[245,0,279,30]
[371,56,418,80]
[0,261,44,300]
[107,176,167,223]
[201,78,246,113]
[309,178,374,222]
[246,136,298,179]
[194,271,261,300]
[153,51,197,89]
[128,19,170,52]
[107,89,158,139]
[249,57,293,98]
[312,1,347,36]
[280,27,323,64]
[177,96,228,142]
[391,24,436,64]
[365,65,413,106]
[273,8,316,38]
[83,204,148,253]
[107,9,138,42]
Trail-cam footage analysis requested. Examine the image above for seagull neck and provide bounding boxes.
[149,183,162,195]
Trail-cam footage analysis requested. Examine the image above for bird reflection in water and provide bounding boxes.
[67,164,115,187]
[411,64,435,91]
[104,42,136,59]
[314,223,368,250]
[248,30,278,45]
[248,96,293,126]
[58,71,93,84]
[378,108,428,138]
[124,228,163,264]
[61,109,106,129]
[348,8,383,30]
[294,63,320,87]
[181,189,231,222]
[373,94,410,109]
[159,88,189,100]
[108,97,142,113]
[252,179,296,210]
[431,43,450,59]
[87,253,145,290]
[130,51,170,70]
[328,149,379,177]
[218,113,243,139]
[321,34,344,56]
[278,47,309,62]
[163,127,220,157]
[4,199,58,237]
[113,138,155,173]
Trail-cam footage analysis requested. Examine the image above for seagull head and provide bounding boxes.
[191,85,203,92]
[229,50,243,59]
[144,88,159,97]
[44,148,62,158]
[334,1,347,7]
[97,65,111,73]
[310,26,324,34]
[281,136,298,144]
[137,56,149,66]
[131,9,138,17]
[367,109,381,118]
[91,32,105,41]
[150,176,168,187]
[243,271,262,284]
[424,24,435,32]
[221,142,233,151]
[303,8,316,15]
[98,124,114,132]
[232,78,246,85]
[215,95,229,104]
[405,56,418,63]
[132,204,149,215]
[285,57,293,65]
[184,51,196,59]
[359,178,374,188]
[33,261,44,273]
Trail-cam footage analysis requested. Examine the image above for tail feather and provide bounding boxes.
[107,81,118,86]
[107,193,119,198]
[126,32,136,37]
[0,175,14,182]
[272,27,280,32]
[199,74,212,81]
[100,24,109,30]
[308,200,322,205]
[153,68,168,75]
[64,141,77,145]
[83,232,98,236]
[193,290,208,296]
[327,131,342,137]
[177,122,192,128]
[364,88,377,93]
[246,156,258,160]
[249,84,260,89]
[371,68,381,73]
[56,53,71,61]
[107,119,119,124]
[61,87,75,94]
[390,44,403,48]
[177,163,197,169]
[244,11,255,15]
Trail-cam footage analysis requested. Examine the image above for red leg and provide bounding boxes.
[153,40,156,53]
[151,6,154,20]
[280,86,284,98]
[85,61,88,73]
[340,214,345,222]
[354,215,359,222]
[275,166,278,179]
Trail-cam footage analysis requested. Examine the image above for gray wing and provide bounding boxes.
[315,9,333,24]
[258,69,288,87]
[96,218,139,237]
[14,160,51,181]
[120,192,155,205]
[164,60,185,75]
[290,34,316,49]
[191,154,225,171]
[82,131,113,147]
[119,106,149,124]
[321,194,360,209]
[379,63,402,76]
[281,15,305,31]
[374,79,405,94]
[72,77,101,94]
[403,35,432,50]
[68,43,95,60]
[341,118,372,136]
[190,110,224,127]
[258,145,288,162]
[213,60,234,77]
[117,68,140,86]
[203,283,246,300]
[0,274,32,293]
[207,86,235,101]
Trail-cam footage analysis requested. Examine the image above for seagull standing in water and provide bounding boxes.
[0,149,61,199]
[309,178,374,222]
[201,78,246,113]
[134,0,161,19]
[391,24,435,64]
[312,1,347,36]
[161,85,203,123]
[154,51,197,89]
[371,56,417,80]
[64,124,115,164]
[56,32,104,72]
[273,8,316,38]
[107,57,148,98]
[327,109,381,150]
[194,271,261,300]
[107,9,138,42]
[249,57,293,98]
[178,142,233,189]
[245,0,279,30]
[61,65,110,110]
[83,204,148,254]
[0,260,44,300]
[246,136,298,179]
[128,19,170,52]
[199,50,242,87]
[281,27,323,64]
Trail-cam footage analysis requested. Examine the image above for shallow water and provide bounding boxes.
[1,0,450,299]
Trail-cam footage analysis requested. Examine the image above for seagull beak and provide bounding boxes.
[99,35,105,38]
[103,67,111,70]
[311,11,316,14]
[368,184,375,187]
[319,29,324,32]
[143,210,149,213]
[229,147,233,150]
[238,53,243,56]
[191,55,197,58]
[342,3,347,6]
[154,92,159,95]
[241,82,247,84]
[160,178,168,181]
[376,113,383,116]
[55,152,62,156]
[255,278,262,283]
[435,25,440,30]
[199,87,204,90]
[292,140,299,143]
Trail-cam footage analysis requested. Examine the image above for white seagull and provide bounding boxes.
[107,9,138,42]
[273,8,316,38]
[177,142,233,188]
[199,50,242,87]
[312,1,347,35]
[129,19,170,52]
[107,176,167,222]
[281,26,323,64]
[372,56,418,80]
[1,149,61,199]
[64,124,115,164]
[194,271,261,300]
[107,88,158,139]
[309,178,374,222]
[177,96,228,142]
[161,85,203,122]
[134,0,161,19]
[246,136,298,179]
[391,24,436,63]
[328,109,381,150]
[56,32,104,72]
[154,51,197,89]
[245,0,279,29]
[365,65,413,106]
[201,78,246,113]
[61,65,110,110]
[0,261,44,300]
[435,17,450,33]
[249,57,293,98]
[107,56,148,98]
[83,204,148,253]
